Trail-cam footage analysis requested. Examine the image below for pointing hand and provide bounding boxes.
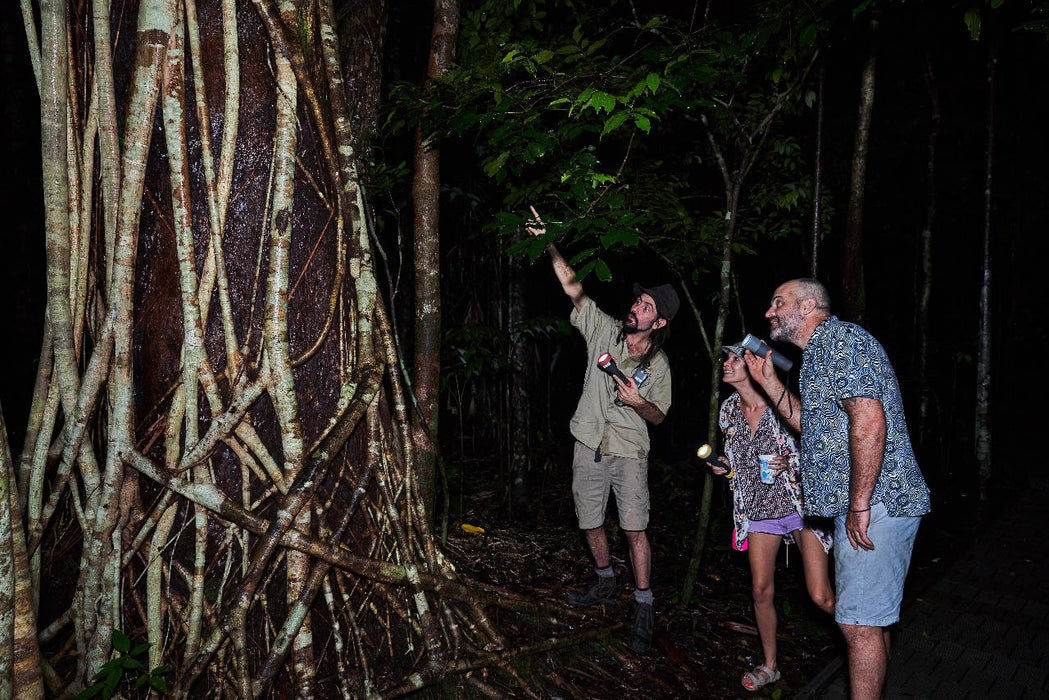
[525,205,546,237]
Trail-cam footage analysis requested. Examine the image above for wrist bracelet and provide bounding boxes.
[849,507,870,513]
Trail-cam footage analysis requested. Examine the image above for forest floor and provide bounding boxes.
[436,450,982,699]
[438,454,846,699]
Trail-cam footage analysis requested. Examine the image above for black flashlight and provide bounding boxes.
[597,352,630,406]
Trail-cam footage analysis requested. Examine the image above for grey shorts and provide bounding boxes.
[571,441,650,531]
[834,501,922,627]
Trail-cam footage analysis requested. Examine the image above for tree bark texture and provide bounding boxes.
[0,404,45,697]
[9,0,538,694]
[682,109,748,603]
[976,42,996,501]
[508,229,531,523]
[916,51,940,449]
[842,18,879,324]
[411,0,459,518]
[809,61,825,278]
[336,0,387,154]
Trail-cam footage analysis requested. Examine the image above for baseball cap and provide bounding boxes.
[722,342,745,359]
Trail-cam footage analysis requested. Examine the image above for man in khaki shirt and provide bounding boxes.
[528,207,677,653]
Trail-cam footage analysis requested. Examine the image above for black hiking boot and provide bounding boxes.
[628,602,653,653]
[564,573,616,607]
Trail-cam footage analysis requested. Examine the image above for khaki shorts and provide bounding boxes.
[571,441,650,531]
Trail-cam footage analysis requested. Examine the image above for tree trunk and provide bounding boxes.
[508,230,532,523]
[10,0,538,694]
[0,404,44,697]
[916,51,940,450]
[679,116,744,602]
[809,61,825,278]
[337,0,387,152]
[842,17,879,323]
[976,41,996,502]
[680,184,738,605]
[411,0,459,518]
[676,57,817,599]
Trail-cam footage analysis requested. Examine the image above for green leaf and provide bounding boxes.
[112,630,131,654]
[570,87,594,117]
[129,643,151,656]
[633,115,651,133]
[534,49,554,64]
[93,659,123,678]
[151,676,170,693]
[124,658,144,670]
[646,73,660,93]
[573,259,597,282]
[483,151,510,178]
[501,48,521,64]
[800,23,817,48]
[135,675,150,689]
[586,91,617,114]
[601,111,629,137]
[600,228,639,248]
[594,259,612,282]
[586,38,606,55]
[567,247,598,266]
[964,8,982,40]
[104,668,121,690]
[75,684,106,700]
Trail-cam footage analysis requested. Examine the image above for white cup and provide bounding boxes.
[758,454,777,484]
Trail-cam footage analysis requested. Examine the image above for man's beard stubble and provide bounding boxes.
[770,308,802,344]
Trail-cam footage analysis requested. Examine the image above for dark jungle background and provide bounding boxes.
[1,0,1046,695]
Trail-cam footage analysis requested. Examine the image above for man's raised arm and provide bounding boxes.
[527,206,587,310]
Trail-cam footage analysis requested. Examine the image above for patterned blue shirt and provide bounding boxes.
[799,316,931,518]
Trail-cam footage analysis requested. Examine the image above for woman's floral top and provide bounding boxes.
[719,392,832,552]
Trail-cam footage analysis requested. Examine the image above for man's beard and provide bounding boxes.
[769,308,802,344]
[623,312,651,334]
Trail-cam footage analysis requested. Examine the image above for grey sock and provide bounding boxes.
[595,565,614,578]
[634,587,653,605]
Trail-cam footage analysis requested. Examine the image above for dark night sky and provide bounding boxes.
[1,2,1044,497]
[2,2,46,448]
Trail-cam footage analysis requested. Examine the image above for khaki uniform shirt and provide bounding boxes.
[569,298,672,459]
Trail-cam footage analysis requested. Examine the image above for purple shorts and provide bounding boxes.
[748,512,805,536]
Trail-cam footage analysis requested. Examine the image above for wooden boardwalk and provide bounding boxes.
[797,487,1049,699]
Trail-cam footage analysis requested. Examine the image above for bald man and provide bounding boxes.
[745,278,930,700]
